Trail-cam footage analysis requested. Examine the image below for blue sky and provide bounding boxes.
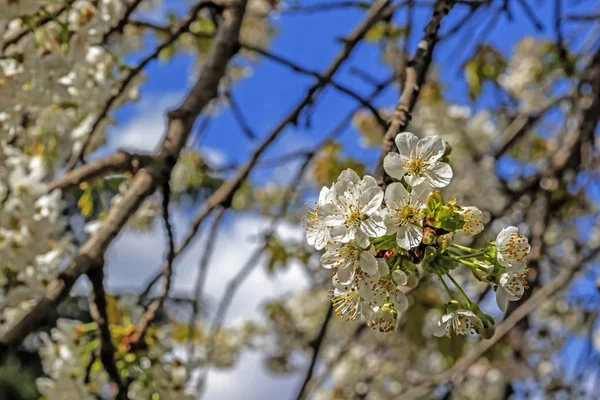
[100,1,600,398]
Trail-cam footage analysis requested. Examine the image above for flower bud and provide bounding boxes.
[422,227,437,245]
[426,190,444,211]
[437,234,453,253]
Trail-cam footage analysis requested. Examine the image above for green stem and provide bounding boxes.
[448,251,486,261]
[446,273,472,306]
[451,243,476,253]
[437,274,455,300]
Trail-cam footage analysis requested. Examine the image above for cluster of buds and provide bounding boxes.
[304,132,531,336]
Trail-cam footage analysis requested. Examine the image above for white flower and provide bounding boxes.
[496,271,528,312]
[33,190,62,223]
[318,172,386,248]
[368,304,399,333]
[496,226,530,271]
[304,185,335,250]
[383,132,453,187]
[320,242,378,284]
[456,206,483,236]
[383,182,429,250]
[329,272,376,322]
[433,309,483,337]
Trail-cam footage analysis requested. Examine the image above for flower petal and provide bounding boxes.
[317,203,344,226]
[360,175,378,190]
[394,132,419,157]
[360,251,378,276]
[338,168,360,183]
[496,287,509,312]
[392,270,408,286]
[385,182,409,209]
[383,152,408,180]
[424,162,453,188]
[433,319,449,337]
[360,186,383,215]
[416,135,445,162]
[337,264,355,285]
[355,229,370,248]
[404,173,426,187]
[377,259,390,277]
[396,223,423,250]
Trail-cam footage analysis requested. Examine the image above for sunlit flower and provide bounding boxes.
[383,182,429,250]
[383,132,453,187]
[456,206,483,236]
[496,226,530,271]
[433,309,483,337]
[329,272,375,322]
[496,270,529,312]
[304,185,335,250]
[320,242,378,284]
[368,304,399,333]
[318,171,386,248]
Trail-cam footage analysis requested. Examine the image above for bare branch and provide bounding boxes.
[88,267,128,400]
[101,0,147,43]
[48,151,155,192]
[294,305,334,400]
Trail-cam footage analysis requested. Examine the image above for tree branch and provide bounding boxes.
[88,266,128,400]
[64,0,225,172]
[0,0,249,359]
[48,151,155,192]
[374,0,456,189]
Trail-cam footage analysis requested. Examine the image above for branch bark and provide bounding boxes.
[374,0,456,189]
[0,0,249,359]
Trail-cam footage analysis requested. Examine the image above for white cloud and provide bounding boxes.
[108,92,183,153]
[104,210,309,398]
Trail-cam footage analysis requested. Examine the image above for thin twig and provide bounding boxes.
[293,305,334,400]
[128,164,176,346]
[88,267,128,400]
[101,0,147,43]
[187,206,226,361]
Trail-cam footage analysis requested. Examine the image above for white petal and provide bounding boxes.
[392,270,408,286]
[496,288,509,312]
[385,182,409,209]
[317,203,345,226]
[404,173,426,187]
[395,132,419,156]
[424,162,453,188]
[496,226,518,246]
[393,291,409,312]
[416,135,445,162]
[360,175,378,189]
[409,183,431,206]
[360,187,383,215]
[433,320,449,337]
[355,229,370,248]
[318,186,334,204]
[338,168,360,183]
[377,259,390,277]
[330,225,353,243]
[361,213,387,238]
[396,226,411,250]
[398,223,423,250]
[360,251,378,276]
[383,152,408,180]
[337,264,355,285]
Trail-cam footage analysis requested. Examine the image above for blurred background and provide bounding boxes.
[1,0,600,399]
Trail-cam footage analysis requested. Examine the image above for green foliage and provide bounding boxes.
[265,237,290,274]
[464,45,506,101]
[0,356,40,400]
[312,142,366,188]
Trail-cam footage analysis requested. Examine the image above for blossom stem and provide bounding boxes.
[450,243,476,253]
[442,251,486,261]
[446,273,472,306]
[437,274,455,300]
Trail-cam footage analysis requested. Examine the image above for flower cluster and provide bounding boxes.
[304,132,531,337]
